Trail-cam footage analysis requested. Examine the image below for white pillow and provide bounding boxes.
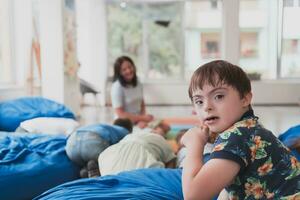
[20,117,79,135]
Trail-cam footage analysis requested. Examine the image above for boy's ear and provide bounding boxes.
[242,92,252,107]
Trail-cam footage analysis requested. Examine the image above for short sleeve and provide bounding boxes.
[210,127,251,171]
[111,81,123,109]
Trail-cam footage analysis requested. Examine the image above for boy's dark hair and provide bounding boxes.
[113,118,133,133]
[188,60,251,100]
[113,56,138,87]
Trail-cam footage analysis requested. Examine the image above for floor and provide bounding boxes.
[79,105,300,137]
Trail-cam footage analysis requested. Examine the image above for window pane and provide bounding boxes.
[280,3,300,78]
[107,2,142,77]
[184,0,222,79]
[239,0,275,80]
[147,3,183,79]
[107,1,183,80]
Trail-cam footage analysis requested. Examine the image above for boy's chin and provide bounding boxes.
[208,127,226,134]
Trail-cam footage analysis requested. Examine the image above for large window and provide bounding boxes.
[239,0,275,79]
[238,0,300,79]
[280,0,300,78]
[107,1,183,80]
[183,0,222,79]
[107,0,223,80]
[107,0,300,81]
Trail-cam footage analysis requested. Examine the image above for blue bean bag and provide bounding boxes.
[34,168,183,200]
[0,132,80,200]
[0,97,75,132]
[278,125,300,161]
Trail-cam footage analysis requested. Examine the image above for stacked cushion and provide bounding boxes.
[0,97,75,132]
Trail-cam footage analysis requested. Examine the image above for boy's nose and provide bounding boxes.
[204,101,213,112]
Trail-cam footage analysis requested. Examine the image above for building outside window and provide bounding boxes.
[280,1,300,78]
[200,32,220,59]
[184,0,222,79]
[106,1,183,81]
[240,32,258,58]
[238,0,275,79]
[107,0,300,81]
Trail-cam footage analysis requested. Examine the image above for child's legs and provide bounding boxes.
[80,132,109,162]
[66,131,109,166]
[66,132,85,166]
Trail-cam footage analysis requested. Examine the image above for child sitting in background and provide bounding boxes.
[181,60,300,199]
[98,120,176,176]
[65,118,133,178]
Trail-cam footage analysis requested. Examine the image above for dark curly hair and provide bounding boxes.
[113,118,133,133]
[188,60,251,101]
[113,56,138,87]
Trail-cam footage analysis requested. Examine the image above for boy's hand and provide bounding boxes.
[180,125,209,149]
[143,114,154,122]
[137,121,148,129]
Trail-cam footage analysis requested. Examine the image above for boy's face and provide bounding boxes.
[192,83,252,133]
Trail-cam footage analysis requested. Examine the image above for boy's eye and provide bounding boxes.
[194,100,203,105]
[215,94,224,100]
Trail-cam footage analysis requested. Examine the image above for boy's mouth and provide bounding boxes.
[204,116,219,124]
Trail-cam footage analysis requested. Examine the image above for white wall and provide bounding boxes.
[39,0,64,103]
[76,0,107,106]
[0,0,34,101]
[39,0,81,115]
[12,0,33,86]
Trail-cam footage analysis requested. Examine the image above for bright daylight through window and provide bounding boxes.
[107,0,300,81]
[107,1,183,80]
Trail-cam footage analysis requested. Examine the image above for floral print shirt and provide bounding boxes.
[210,109,300,200]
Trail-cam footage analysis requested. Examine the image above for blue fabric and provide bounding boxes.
[76,124,129,145]
[278,124,300,161]
[0,97,76,132]
[65,124,130,166]
[35,168,183,200]
[66,131,110,166]
[0,132,80,200]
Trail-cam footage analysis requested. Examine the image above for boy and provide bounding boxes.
[98,120,176,176]
[181,60,300,199]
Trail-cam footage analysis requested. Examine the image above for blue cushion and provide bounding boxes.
[0,97,75,132]
[278,125,300,161]
[0,132,80,200]
[35,168,183,200]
